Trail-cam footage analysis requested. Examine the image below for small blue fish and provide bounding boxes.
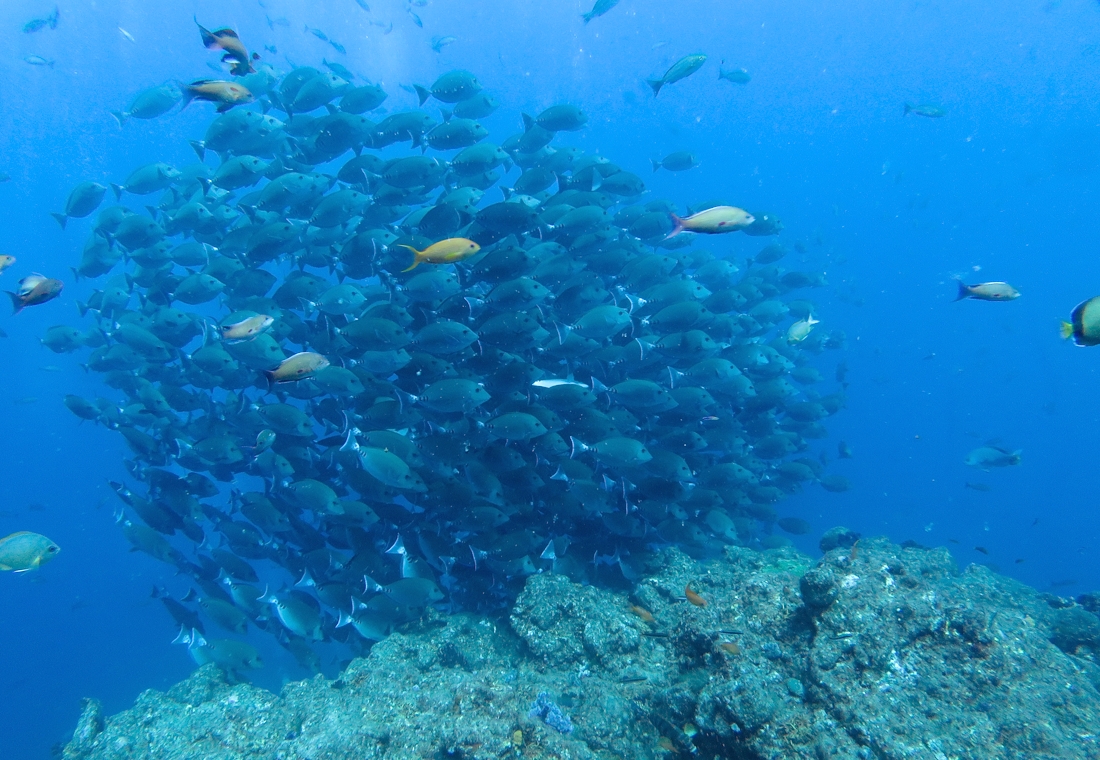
[24,55,54,68]
[330,39,346,54]
[354,0,371,10]
[431,35,456,52]
[305,25,329,42]
[409,10,423,27]
[582,0,619,24]
[22,6,59,34]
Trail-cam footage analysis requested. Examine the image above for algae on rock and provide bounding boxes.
[64,538,1100,760]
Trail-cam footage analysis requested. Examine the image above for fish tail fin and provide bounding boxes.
[663,213,684,240]
[647,79,664,97]
[5,292,23,315]
[521,113,536,132]
[397,244,422,272]
[554,322,572,344]
[1060,321,1075,341]
[110,183,124,201]
[570,436,590,459]
[189,140,206,161]
[953,279,970,301]
[195,19,217,49]
[582,11,593,23]
[651,159,661,173]
[110,110,128,127]
[904,103,912,115]
[413,85,431,106]
[50,212,67,230]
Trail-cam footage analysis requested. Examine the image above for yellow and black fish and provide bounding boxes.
[1062,296,1100,346]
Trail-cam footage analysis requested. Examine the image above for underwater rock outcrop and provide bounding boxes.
[63,536,1100,760]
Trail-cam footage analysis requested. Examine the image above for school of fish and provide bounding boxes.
[26,22,853,673]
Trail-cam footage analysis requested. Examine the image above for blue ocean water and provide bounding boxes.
[1,0,1098,757]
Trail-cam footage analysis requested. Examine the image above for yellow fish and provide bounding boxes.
[0,531,60,572]
[221,314,274,342]
[0,255,15,274]
[263,351,330,384]
[398,237,480,272]
[786,316,819,344]
[666,206,754,239]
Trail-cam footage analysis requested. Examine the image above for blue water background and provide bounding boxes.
[0,0,1098,756]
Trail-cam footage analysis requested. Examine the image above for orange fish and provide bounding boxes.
[221,314,274,342]
[685,585,707,607]
[718,641,741,655]
[630,605,654,623]
[263,351,329,384]
[180,79,255,113]
[195,18,258,76]
[6,277,62,314]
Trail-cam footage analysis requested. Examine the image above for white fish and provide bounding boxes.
[118,27,135,42]
[532,378,586,389]
[965,446,1021,470]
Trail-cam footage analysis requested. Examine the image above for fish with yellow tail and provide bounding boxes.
[263,351,329,385]
[1061,296,1100,347]
[399,237,480,272]
[665,206,754,240]
[179,79,254,112]
[6,276,62,314]
[0,531,60,572]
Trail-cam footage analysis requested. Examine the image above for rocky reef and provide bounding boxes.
[63,536,1100,760]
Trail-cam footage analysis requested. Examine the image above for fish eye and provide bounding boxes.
[48,545,58,553]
